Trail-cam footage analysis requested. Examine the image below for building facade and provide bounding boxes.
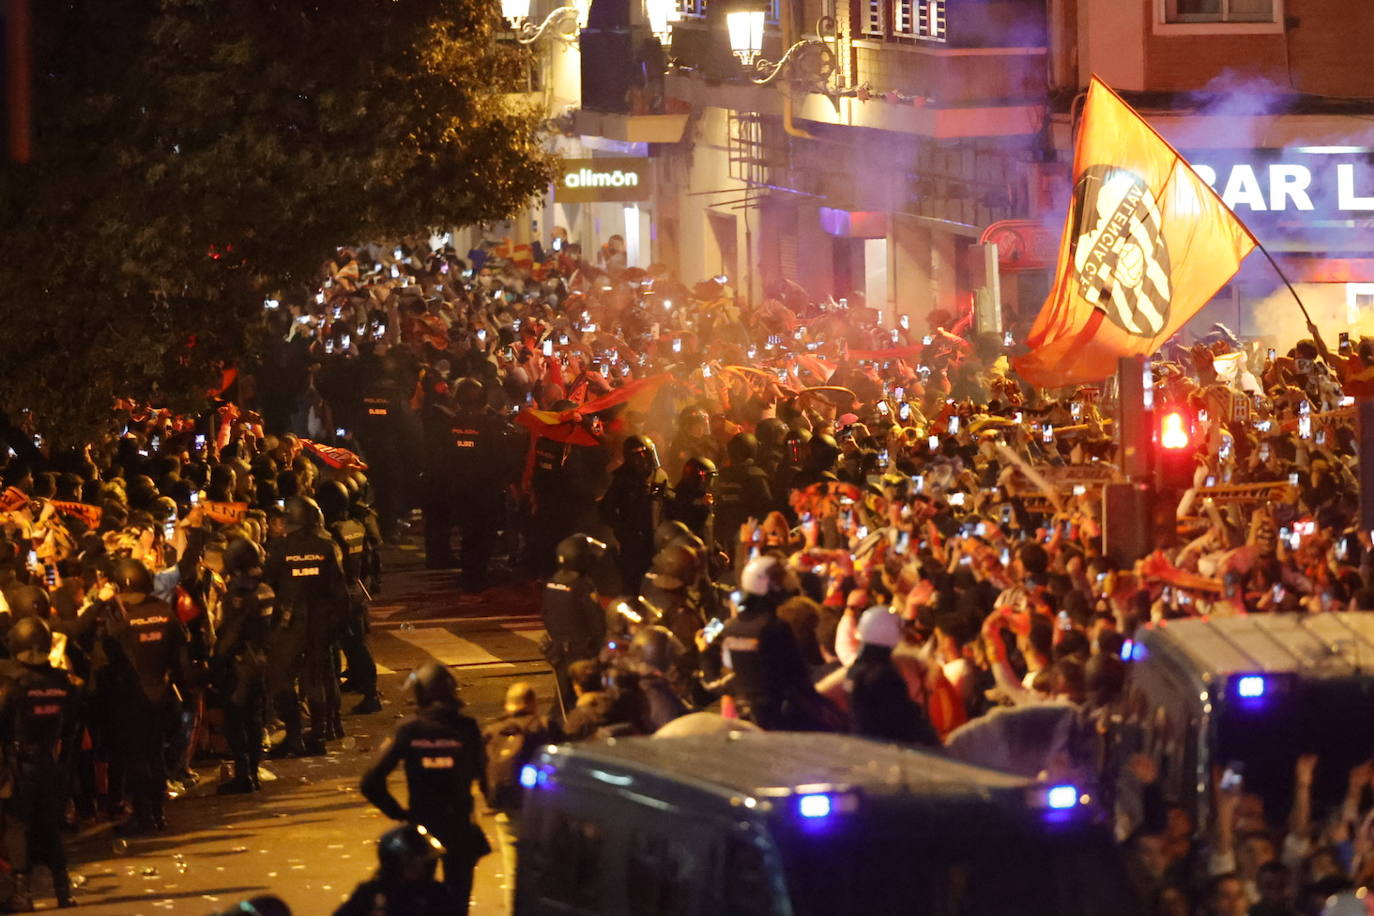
[492,0,1374,342]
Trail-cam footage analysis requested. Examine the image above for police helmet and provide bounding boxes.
[555,534,607,576]
[622,435,660,475]
[377,824,445,878]
[405,661,459,708]
[348,470,373,508]
[677,406,710,435]
[8,585,50,620]
[740,555,786,597]
[8,615,52,666]
[755,418,788,451]
[652,520,693,553]
[726,432,759,466]
[454,377,485,410]
[678,456,717,492]
[667,530,707,557]
[627,625,684,675]
[649,543,699,590]
[284,496,324,534]
[111,557,154,603]
[314,479,350,526]
[222,537,264,577]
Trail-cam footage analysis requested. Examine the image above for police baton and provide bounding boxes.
[550,663,569,721]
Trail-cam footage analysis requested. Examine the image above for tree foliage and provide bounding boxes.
[0,0,555,441]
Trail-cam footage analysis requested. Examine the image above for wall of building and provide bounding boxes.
[1286,0,1374,98]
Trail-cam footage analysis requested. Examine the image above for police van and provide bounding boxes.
[514,731,1141,915]
[1121,613,1374,827]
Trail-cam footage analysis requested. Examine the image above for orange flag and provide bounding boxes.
[1014,77,1257,388]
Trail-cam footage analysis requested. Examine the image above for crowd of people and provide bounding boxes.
[0,227,1368,914]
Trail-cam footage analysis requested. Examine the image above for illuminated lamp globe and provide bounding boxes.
[502,0,532,27]
[726,8,765,68]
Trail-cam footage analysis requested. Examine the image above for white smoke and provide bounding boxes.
[1249,281,1372,349]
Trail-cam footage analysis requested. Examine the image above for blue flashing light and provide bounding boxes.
[797,794,833,819]
[519,764,539,789]
[1237,676,1266,699]
[1046,785,1078,810]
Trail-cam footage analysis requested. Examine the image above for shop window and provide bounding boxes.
[1167,0,1275,23]
[893,0,946,40]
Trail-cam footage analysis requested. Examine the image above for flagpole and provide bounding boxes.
[1252,240,1316,328]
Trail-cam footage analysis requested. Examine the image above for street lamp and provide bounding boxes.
[501,0,532,28]
[726,7,765,68]
[646,0,681,46]
[729,11,836,87]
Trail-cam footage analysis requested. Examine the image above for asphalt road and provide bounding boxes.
[49,536,554,915]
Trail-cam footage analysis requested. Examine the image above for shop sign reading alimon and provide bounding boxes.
[554,157,652,203]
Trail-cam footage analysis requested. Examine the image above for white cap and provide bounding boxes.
[857,607,902,648]
[740,555,783,597]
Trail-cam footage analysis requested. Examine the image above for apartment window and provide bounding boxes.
[860,0,884,37]
[877,0,947,40]
[1167,0,1274,22]
[677,0,705,19]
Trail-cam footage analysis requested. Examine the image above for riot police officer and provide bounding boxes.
[713,555,827,731]
[430,378,509,592]
[541,534,609,716]
[318,479,381,715]
[360,663,487,915]
[640,542,707,665]
[354,375,409,542]
[526,401,604,578]
[420,374,459,570]
[665,456,717,547]
[598,435,671,589]
[212,537,273,794]
[101,556,191,833]
[619,626,690,734]
[264,497,348,756]
[714,433,774,553]
[0,617,81,909]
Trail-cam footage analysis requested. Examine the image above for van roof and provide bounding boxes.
[543,731,1040,804]
[1135,612,1374,680]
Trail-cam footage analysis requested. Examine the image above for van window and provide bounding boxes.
[775,822,1142,916]
[722,829,784,916]
[534,810,606,912]
[625,830,693,916]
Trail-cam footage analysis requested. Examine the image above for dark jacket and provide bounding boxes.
[361,701,486,851]
[847,644,938,747]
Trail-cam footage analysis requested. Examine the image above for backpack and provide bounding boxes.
[483,715,541,810]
